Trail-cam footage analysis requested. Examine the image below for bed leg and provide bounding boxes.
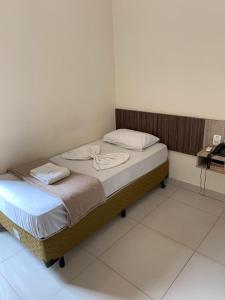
[44,259,58,268]
[0,224,6,232]
[59,256,65,268]
[160,180,166,189]
[44,256,65,268]
[121,209,126,218]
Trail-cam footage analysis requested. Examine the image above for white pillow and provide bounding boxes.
[103,129,159,151]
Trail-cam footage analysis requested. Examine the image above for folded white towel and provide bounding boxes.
[92,153,130,171]
[61,145,101,160]
[30,163,70,185]
[61,144,130,171]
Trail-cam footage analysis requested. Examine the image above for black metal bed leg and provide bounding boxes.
[160,180,166,189]
[59,256,65,268]
[44,256,65,268]
[121,209,126,218]
[44,259,57,268]
[0,224,6,232]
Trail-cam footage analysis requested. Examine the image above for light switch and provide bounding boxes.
[213,134,222,146]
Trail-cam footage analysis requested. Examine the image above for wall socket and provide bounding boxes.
[213,134,222,146]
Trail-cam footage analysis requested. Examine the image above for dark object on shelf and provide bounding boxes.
[207,143,225,169]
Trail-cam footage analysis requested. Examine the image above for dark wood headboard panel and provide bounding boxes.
[116,109,205,155]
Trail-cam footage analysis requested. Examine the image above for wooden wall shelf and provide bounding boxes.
[197,149,225,174]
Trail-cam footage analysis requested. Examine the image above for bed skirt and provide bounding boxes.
[0,160,169,263]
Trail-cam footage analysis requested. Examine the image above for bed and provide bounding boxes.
[0,140,169,267]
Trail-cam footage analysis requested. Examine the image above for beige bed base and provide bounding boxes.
[0,161,168,267]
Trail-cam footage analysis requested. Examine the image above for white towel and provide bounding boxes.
[61,145,130,171]
[30,163,70,185]
[92,153,130,171]
[61,145,101,160]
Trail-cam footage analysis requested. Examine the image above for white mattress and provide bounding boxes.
[0,141,167,240]
[0,173,68,239]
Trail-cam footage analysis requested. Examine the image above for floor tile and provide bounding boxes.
[0,246,95,300]
[163,253,225,300]
[101,224,192,300]
[0,272,21,300]
[154,184,178,198]
[198,218,225,265]
[128,192,166,222]
[171,189,225,216]
[52,260,150,300]
[0,231,24,263]
[81,216,137,257]
[142,199,217,249]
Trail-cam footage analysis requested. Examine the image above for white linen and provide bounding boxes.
[103,129,160,151]
[0,141,167,239]
[30,162,70,185]
[61,144,130,171]
[52,140,168,197]
[92,152,130,171]
[61,145,100,160]
[0,174,68,239]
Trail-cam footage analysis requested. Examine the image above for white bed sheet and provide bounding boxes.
[0,174,68,239]
[0,141,167,240]
[51,141,168,197]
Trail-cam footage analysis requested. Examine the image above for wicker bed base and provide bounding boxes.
[0,160,168,265]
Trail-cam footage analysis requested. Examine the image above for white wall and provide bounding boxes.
[169,151,225,194]
[113,0,225,193]
[0,0,115,172]
[1,0,225,194]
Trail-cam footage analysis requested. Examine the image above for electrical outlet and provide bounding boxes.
[213,134,222,146]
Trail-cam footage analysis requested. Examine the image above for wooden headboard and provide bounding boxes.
[116,109,205,156]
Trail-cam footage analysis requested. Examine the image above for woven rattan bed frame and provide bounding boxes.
[0,160,168,267]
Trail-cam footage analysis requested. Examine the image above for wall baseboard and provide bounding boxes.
[169,177,225,203]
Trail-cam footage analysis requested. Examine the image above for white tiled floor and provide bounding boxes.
[0,273,21,300]
[81,216,137,257]
[0,231,25,264]
[142,198,217,249]
[171,188,225,216]
[1,182,225,300]
[163,253,225,300]
[127,192,166,222]
[101,224,192,300]
[198,218,225,265]
[53,260,150,300]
